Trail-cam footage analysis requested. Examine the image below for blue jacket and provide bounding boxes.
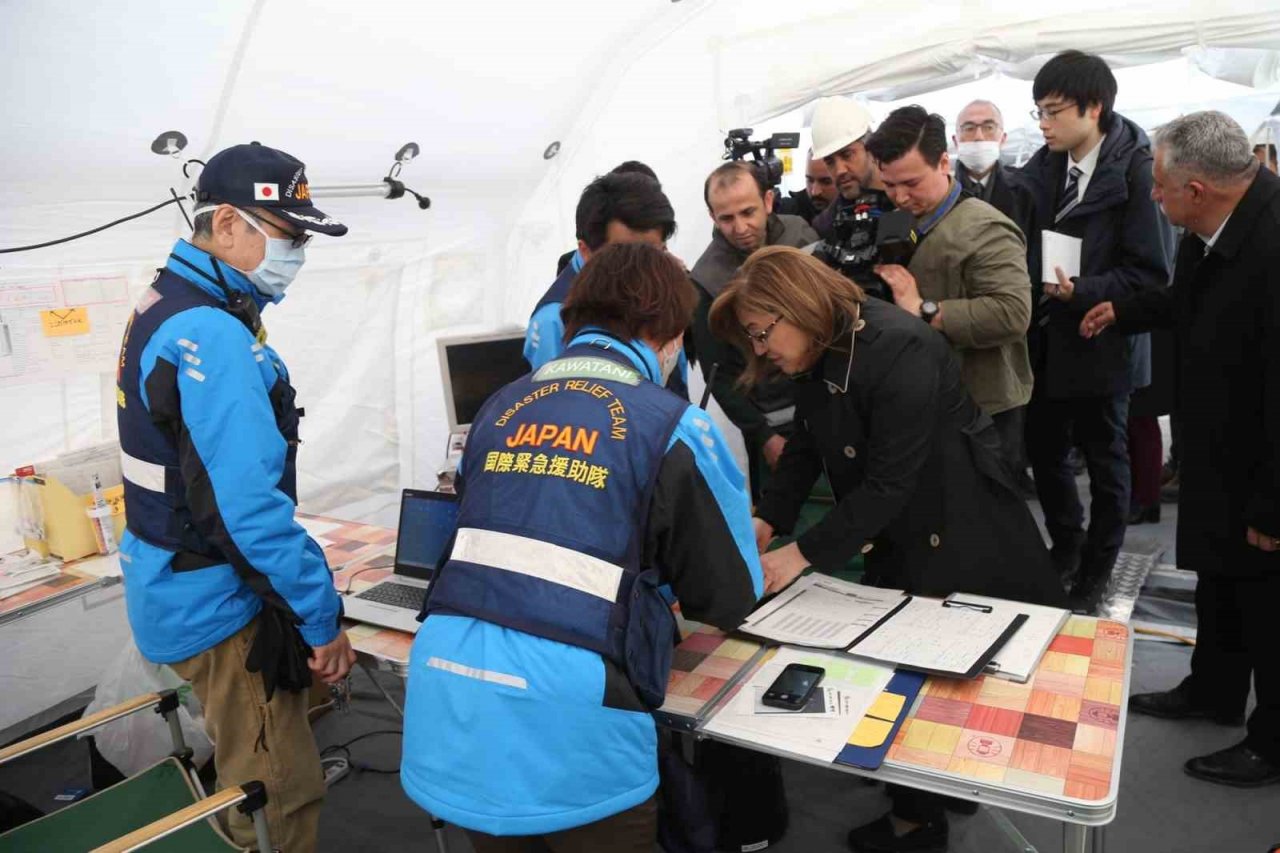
[524,259,691,399]
[116,240,340,664]
[401,331,761,835]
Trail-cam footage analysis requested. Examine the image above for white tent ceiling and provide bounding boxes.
[3,0,1279,523]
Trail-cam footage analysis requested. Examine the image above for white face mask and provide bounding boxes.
[233,208,307,299]
[659,340,680,386]
[956,140,1002,175]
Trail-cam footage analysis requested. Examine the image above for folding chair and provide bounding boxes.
[0,690,271,852]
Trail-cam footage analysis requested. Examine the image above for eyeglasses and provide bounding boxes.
[958,121,1001,136]
[237,208,311,249]
[744,316,783,345]
[1029,104,1075,123]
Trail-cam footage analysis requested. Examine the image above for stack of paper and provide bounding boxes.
[739,575,906,649]
[0,551,62,599]
[701,647,895,763]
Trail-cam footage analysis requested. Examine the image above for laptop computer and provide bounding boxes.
[342,489,460,634]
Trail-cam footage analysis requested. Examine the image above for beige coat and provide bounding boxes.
[908,194,1033,415]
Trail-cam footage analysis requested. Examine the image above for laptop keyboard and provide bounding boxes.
[355,582,427,610]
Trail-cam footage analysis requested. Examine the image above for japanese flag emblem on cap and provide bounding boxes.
[254,183,279,201]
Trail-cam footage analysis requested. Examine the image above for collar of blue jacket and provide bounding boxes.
[569,249,584,274]
[566,329,664,384]
[166,239,274,308]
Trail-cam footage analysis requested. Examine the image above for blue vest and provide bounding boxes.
[116,267,301,562]
[425,340,687,707]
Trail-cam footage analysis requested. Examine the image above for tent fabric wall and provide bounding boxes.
[3,0,1280,523]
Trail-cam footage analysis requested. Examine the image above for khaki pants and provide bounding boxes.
[170,618,325,853]
[465,796,657,853]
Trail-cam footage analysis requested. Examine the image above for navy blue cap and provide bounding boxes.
[195,142,347,236]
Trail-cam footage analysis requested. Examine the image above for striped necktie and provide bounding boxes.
[1055,165,1084,224]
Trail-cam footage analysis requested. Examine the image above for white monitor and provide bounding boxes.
[437,329,530,432]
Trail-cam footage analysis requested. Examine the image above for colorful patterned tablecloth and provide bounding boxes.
[301,513,413,670]
[886,616,1129,804]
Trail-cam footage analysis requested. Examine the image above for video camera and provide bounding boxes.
[811,196,917,301]
[723,128,800,192]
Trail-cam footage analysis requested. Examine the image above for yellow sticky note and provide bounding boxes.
[850,716,895,748]
[867,692,906,722]
[41,307,91,337]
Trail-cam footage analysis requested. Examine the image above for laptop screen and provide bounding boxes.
[394,490,460,581]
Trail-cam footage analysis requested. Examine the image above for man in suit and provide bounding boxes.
[952,99,1040,485]
[1082,111,1280,787]
[1018,51,1172,613]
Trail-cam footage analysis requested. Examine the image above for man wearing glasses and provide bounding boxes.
[1018,51,1172,613]
[116,143,353,851]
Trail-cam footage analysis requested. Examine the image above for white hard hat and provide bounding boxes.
[811,97,874,160]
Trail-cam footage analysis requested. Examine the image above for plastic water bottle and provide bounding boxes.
[87,473,117,555]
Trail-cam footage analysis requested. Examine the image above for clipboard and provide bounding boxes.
[844,597,1029,679]
[834,670,926,770]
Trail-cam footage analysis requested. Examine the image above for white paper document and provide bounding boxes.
[945,593,1070,683]
[739,575,906,649]
[702,647,894,763]
[1041,230,1082,283]
[847,597,1021,677]
[747,685,848,718]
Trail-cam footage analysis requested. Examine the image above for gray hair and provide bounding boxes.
[1155,111,1257,183]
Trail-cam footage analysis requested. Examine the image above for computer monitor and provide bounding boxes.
[394,489,460,582]
[437,329,530,432]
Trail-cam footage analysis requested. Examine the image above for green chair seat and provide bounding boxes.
[0,757,240,852]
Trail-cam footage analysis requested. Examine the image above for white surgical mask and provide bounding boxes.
[233,208,307,299]
[659,341,680,386]
[956,140,1001,175]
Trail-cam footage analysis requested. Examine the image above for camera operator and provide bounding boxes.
[690,161,818,498]
[810,97,890,241]
[776,149,837,225]
[866,105,1034,473]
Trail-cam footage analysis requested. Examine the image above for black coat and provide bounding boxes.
[1113,166,1280,577]
[756,297,1065,606]
[955,162,1038,250]
[1017,114,1173,399]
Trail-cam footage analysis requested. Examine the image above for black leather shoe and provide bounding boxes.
[1129,685,1244,726]
[1184,742,1280,787]
[847,814,948,852]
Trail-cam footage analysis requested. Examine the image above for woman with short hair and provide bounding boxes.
[711,244,1063,853]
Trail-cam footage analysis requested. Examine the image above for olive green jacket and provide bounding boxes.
[909,193,1033,415]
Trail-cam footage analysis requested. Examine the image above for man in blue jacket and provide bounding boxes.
[403,243,762,851]
[1018,51,1172,613]
[524,170,690,398]
[116,143,354,852]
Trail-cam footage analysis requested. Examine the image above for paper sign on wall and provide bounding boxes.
[40,307,91,337]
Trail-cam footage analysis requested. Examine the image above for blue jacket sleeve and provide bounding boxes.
[148,308,340,647]
[524,302,565,370]
[644,406,763,630]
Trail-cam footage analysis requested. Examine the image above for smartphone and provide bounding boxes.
[761,663,825,710]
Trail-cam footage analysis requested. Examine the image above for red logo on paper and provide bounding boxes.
[967,737,1003,758]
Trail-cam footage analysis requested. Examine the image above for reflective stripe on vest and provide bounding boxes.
[451,527,623,603]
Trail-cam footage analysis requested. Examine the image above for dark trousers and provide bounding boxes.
[1026,391,1131,587]
[888,786,945,825]
[466,796,657,853]
[1187,573,1280,763]
[1127,415,1163,507]
[991,406,1027,475]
